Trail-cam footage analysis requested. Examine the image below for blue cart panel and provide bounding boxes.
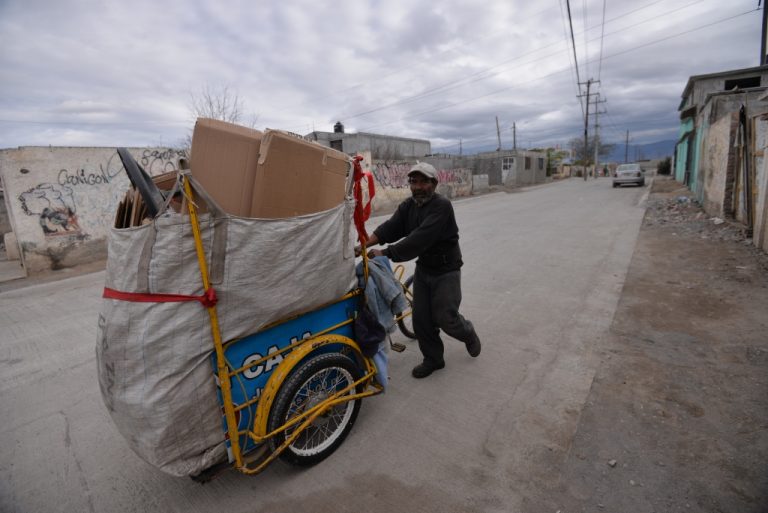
[211,294,359,459]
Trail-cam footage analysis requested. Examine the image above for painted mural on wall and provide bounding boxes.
[19,183,83,237]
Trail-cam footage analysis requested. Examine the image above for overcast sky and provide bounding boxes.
[0,0,762,154]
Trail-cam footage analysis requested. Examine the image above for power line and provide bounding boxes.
[340,0,712,125]
[359,7,757,134]
[566,0,583,96]
[560,0,585,119]
[597,0,608,82]
[331,0,683,124]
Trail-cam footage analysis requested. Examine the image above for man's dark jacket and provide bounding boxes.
[374,194,462,275]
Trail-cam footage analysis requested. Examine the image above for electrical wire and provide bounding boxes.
[360,7,758,136]
[566,0,583,95]
[560,0,585,119]
[597,0,608,82]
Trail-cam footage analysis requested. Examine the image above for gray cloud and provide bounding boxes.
[0,0,761,154]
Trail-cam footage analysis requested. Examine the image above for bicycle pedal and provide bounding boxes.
[389,342,406,353]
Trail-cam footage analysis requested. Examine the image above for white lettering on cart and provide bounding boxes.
[264,346,283,374]
[243,345,284,379]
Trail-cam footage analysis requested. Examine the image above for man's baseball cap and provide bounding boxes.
[408,162,438,182]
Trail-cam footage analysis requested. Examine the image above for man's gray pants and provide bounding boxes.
[412,268,477,366]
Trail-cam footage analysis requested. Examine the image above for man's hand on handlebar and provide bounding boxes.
[367,248,385,258]
[354,245,386,259]
[355,233,383,258]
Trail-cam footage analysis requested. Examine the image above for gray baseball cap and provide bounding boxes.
[408,162,438,182]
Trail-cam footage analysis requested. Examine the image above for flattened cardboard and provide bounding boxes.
[251,130,350,218]
[190,118,263,217]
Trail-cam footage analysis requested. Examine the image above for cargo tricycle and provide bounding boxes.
[106,149,413,481]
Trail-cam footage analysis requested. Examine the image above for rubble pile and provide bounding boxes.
[643,195,749,243]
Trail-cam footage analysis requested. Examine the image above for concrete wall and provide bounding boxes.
[355,153,473,213]
[472,174,489,193]
[698,113,734,217]
[684,91,768,226]
[682,67,768,111]
[0,146,186,275]
[755,115,768,252]
[674,118,695,183]
[469,150,548,186]
[308,131,431,160]
[0,191,12,235]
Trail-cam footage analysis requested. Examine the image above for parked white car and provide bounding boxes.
[613,163,645,188]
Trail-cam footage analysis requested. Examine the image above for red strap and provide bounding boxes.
[352,156,375,244]
[103,287,218,308]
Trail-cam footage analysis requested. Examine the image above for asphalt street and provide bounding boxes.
[0,177,650,513]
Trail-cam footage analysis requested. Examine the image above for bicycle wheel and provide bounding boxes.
[267,352,363,466]
[397,274,415,339]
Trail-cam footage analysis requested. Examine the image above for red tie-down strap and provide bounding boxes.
[352,155,375,244]
[103,287,218,308]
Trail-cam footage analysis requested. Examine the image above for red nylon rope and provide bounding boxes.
[352,155,375,244]
[103,287,218,308]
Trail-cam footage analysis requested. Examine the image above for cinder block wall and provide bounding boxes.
[0,147,186,274]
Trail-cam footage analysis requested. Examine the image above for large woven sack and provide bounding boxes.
[95,175,356,476]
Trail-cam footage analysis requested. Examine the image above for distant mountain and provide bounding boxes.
[604,139,675,163]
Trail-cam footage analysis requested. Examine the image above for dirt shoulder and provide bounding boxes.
[541,177,768,512]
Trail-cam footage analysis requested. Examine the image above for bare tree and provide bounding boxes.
[568,135,615,165]
[190,84,245,124]
[179,84,258,151]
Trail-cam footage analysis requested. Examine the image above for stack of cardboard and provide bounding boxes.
[114,171,180,228]
[190,118,351,218]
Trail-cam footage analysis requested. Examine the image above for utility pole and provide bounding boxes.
[495,116,502,151]
[578,78,600,181]
[624,130,630,163]
[459,139,463,156]
[593,93,607,178]
[513,122,517,151]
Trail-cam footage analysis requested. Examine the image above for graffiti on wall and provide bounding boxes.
[371,162,470,189]
[19,183,83,237]
[15,148,187,238]
[435,169,468,184]
[140,148,187,175]
[372,162,411,188]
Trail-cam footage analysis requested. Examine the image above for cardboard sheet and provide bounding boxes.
[190,118,263,217]
[251,130,351,218]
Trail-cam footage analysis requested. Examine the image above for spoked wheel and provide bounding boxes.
[267,353,363,466]
[397,275,415,339]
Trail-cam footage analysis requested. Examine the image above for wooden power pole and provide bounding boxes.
[578,79,600,180]
[495,116,502,151]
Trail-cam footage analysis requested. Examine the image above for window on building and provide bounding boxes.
[502,157,514,171]
[330,139,343,152]
[724,76,760,90]
[525,156,531,170]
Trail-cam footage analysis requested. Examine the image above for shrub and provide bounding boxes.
[657,157,672,175]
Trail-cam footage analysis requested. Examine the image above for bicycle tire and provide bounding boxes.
[267,352,363,467]
[397,274,416,339]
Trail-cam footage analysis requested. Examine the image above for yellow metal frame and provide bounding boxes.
[182,176,383,476]
[392,264,413,325]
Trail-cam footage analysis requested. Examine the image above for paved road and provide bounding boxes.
[0,178,649,513]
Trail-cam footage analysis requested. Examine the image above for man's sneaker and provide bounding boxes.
[412,361,445,379]
[465,322,482,357]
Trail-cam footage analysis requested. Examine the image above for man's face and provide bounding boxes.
[409,174,436,205]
